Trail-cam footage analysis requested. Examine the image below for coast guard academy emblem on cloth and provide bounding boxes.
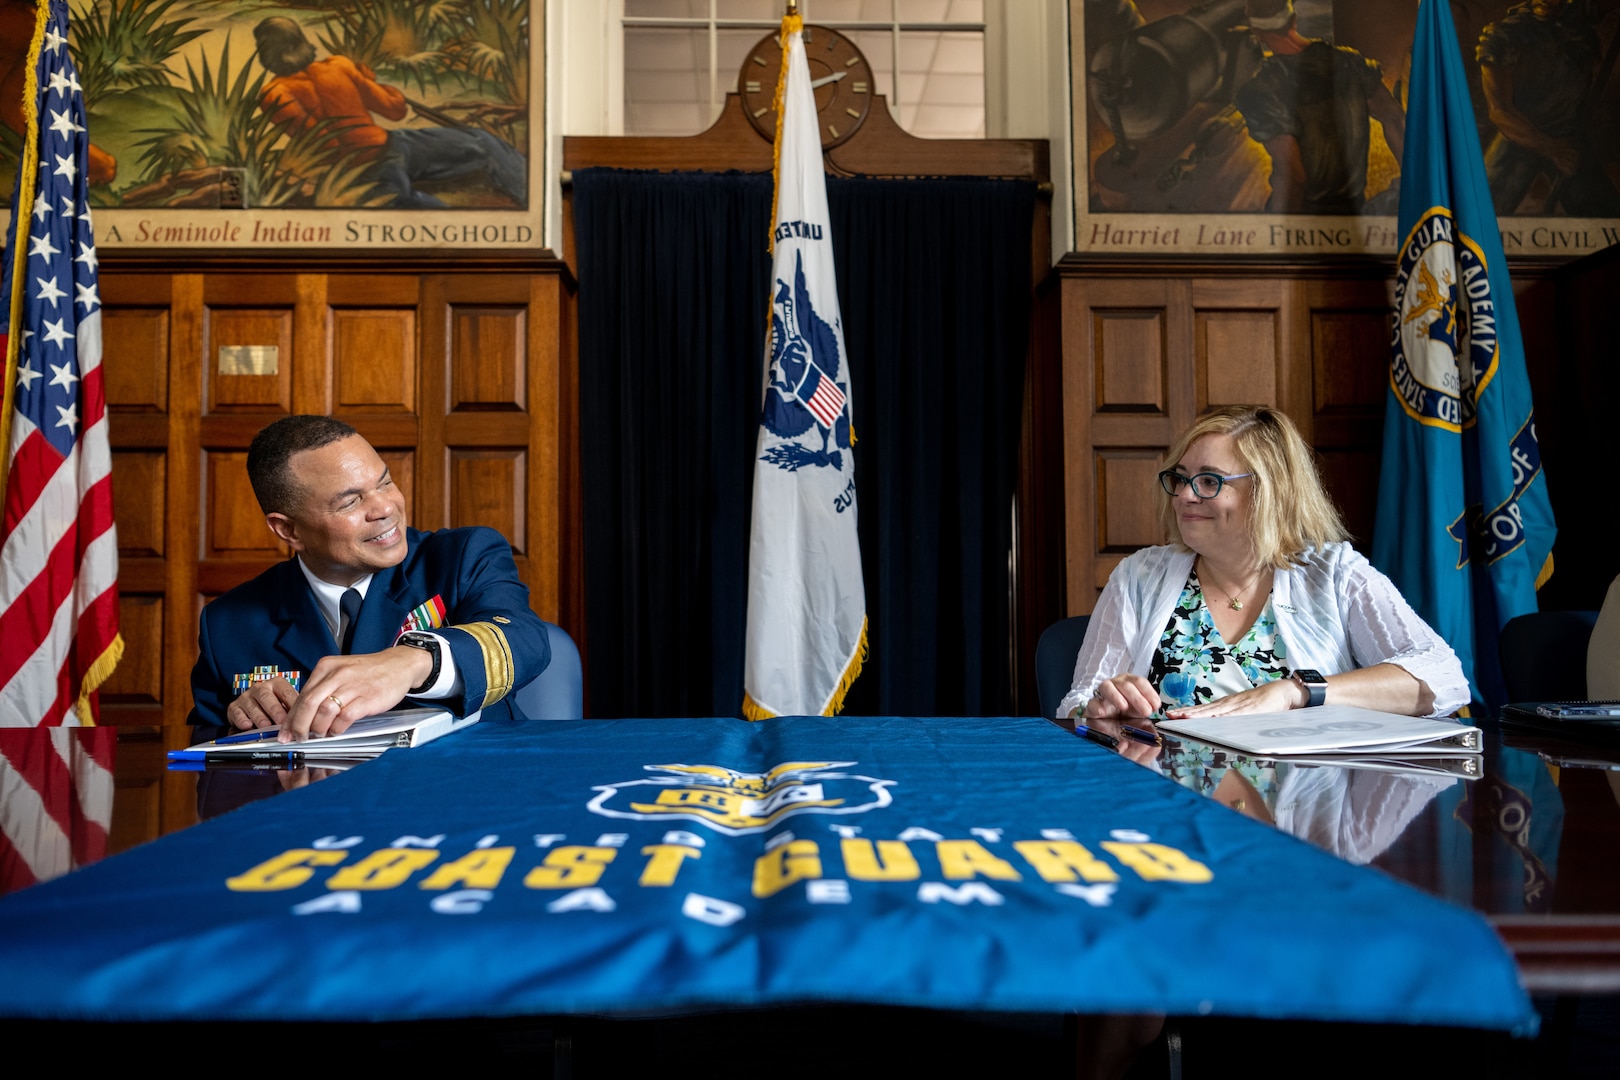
[588,760,893,836]
[760,252,852,473]
[1391,208,1499,433]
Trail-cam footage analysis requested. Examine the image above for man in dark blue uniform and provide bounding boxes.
[189,416,549,740]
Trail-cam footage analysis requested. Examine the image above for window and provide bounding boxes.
[623,0,986,138]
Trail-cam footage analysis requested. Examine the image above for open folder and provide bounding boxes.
[1155,704,1481,756]
[169,707,479,763]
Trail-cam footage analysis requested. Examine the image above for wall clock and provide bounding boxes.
[739,25,875,149]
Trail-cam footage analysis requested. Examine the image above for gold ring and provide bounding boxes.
[329,695,344,710]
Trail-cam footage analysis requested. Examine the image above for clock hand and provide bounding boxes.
[808,71,848,90]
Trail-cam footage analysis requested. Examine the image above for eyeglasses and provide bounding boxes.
[1157,470,1252,499]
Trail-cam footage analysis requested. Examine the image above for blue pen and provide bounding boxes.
[1074,725,1120,751]
[214,728,282,745]
[1118,723,1163,747]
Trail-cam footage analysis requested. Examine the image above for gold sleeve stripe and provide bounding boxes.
[453,621,516,708]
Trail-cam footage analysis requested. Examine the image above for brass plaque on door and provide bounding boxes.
[217,345,279,376]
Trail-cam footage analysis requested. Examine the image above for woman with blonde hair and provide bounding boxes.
[1058,405,1468,722]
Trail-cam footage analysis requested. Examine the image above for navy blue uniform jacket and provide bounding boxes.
[188,526,550,726]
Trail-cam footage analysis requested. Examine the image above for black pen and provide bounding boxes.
[1075,725,1120,751]
[169,750,306,765]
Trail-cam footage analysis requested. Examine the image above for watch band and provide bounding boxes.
[1292,668,1327,708]
[398,632,442,696]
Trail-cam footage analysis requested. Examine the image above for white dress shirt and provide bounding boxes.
[1057,542,1470,720]
[296,558,461,699]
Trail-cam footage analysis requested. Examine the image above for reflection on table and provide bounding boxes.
[185,723,362,822]
[0,728,115,894]
[1072,712,1620,991]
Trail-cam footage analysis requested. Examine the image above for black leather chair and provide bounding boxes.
[1500,610,1599,702]
[1034,615,1090,720]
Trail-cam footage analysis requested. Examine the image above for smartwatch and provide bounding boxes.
[397,631,442,695]
[1291,668,1327,708]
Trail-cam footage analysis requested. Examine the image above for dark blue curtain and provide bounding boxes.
[575,169,1034,718]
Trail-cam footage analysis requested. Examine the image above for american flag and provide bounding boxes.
[797,364,847,431]
[0,0,122,727]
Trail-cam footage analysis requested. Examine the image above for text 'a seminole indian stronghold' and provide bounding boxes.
[97,221,538,246]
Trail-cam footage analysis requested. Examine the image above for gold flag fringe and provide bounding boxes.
[74,634,125,726]
[742,617,868,721]
[0,0,49,497]
[766,12,802,258]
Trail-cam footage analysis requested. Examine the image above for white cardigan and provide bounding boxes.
[1056,542,1470,720]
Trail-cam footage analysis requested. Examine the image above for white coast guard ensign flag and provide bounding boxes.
[743,15,866,719]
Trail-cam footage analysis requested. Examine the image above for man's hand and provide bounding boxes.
[278,646,434,743]
[227,676,300,731]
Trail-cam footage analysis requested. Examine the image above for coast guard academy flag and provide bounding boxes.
[743,14,866,719]
[1373,0,1555,710]
[0,0,122,726]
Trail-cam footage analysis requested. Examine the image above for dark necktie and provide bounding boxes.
[339,588,363,654]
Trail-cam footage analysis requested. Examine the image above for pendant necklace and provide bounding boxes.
[1200,561,1263,611]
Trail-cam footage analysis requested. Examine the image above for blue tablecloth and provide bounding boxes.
[0,715,1534,1030]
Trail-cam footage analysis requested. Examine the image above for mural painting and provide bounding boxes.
[1073,0,1620,257]
[0,0,540,251]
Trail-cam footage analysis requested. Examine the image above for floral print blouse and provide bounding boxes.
[1148,567,1292,713]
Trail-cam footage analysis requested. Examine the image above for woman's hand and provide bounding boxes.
[1162,664,1435,719]
[1162,676,1306,719]
[1082,674,1161,720]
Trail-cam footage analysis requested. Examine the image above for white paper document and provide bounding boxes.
[1155,705,1480,756]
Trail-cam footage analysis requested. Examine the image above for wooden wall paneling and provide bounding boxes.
[378,449,417,539]
[439,275,539,593]
[101,595,163,705]
[527,272,574,625]
[293,274,330,417]
[1188,279,1296,423]
[203,450,283,560]
[1305,278,1395,550]
[450,305,527,411]
[333,308,418,413]
[102,276,175,734]
[101,306,169,412]
[450,449,526,547]
[204,310,294,413]
[1061,277,1188,614]
[326,272,422,422]
[162,272,204,834]
[417,276,450,535]
[110,452,165,558]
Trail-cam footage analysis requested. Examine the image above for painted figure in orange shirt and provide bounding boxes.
[0,1,114,186]
[252,17,525,209]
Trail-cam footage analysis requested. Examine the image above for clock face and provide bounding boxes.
[739,25,874,149]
